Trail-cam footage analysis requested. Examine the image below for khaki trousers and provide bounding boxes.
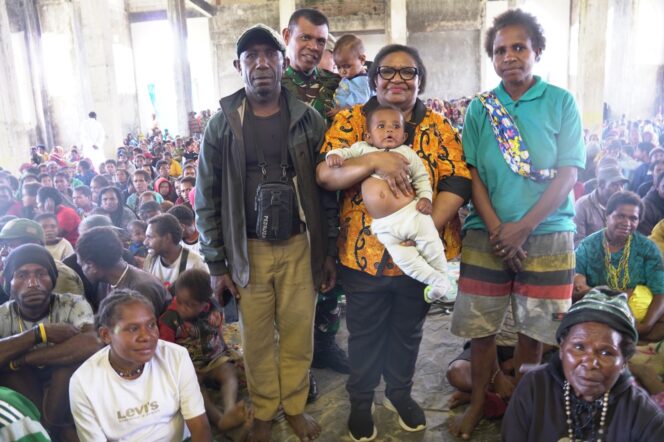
[237,233,316,420]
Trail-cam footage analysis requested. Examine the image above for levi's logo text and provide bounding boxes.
[117,401,159,421]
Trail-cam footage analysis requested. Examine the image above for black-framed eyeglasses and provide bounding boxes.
[377,66,419,81]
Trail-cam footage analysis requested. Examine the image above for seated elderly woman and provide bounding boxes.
[502,288,664,441]
[69,289,211,441]
[575,191,664,341]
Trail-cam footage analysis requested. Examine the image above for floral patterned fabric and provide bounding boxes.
[158,298,227,369]
[320,97,471,276]
[477,91,557,182]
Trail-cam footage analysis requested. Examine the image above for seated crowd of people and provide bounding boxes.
[1,6,664,442]
[0,132,251,440]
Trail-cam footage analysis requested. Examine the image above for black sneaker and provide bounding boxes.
[312,342,350,374]
[348,402,377,441]
[383,395,426,432]
[306,370,318,403]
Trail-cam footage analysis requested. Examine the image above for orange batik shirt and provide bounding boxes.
[320,98,471,277]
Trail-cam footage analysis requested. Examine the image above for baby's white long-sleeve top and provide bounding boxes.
[326,141,433,200]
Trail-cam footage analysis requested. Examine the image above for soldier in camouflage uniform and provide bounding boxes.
[282,9,349,376]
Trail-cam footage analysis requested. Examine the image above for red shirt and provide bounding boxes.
[56,205,81,246]
[1,200,22,217]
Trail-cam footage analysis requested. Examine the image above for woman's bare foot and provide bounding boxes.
[248,418,272,442]
[448,404,483,440]
[285,413,321,441]
[446,391,471,409]
[217,401,251,431]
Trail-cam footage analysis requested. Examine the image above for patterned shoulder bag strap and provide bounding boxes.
[477,91,556,182]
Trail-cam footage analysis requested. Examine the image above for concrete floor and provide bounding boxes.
[216,303,503,442]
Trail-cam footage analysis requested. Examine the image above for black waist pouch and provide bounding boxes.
[254,181,296,241]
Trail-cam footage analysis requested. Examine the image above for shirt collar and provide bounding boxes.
[495,75,546,105]
[286,65,319,82]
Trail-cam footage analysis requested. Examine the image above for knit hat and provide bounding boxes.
[556,287,638,343]
[3,244,58,293]
[0,218,45,244]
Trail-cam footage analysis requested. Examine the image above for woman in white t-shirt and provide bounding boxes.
[69,289,211,442]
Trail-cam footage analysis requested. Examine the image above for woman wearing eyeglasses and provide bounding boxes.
[316,44,471,441]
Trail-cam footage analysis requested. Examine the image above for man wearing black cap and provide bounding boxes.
[0,244,99,440]
[196,23,336,442]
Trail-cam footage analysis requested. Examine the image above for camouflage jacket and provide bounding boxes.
[282,66,340,125]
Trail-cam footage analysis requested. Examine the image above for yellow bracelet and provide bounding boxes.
[9,360,18,371]
[38,323,47,344]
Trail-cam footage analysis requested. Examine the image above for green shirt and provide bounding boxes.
[576,230,664,294]
[0,387,51,441]
[462,76,585,234]
[282,66,340,125]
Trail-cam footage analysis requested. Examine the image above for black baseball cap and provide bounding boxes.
[236,24,286,58]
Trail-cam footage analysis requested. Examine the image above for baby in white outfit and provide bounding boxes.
[326,105,453,302]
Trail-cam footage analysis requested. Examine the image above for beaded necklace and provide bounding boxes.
[564,381,610,442]
[108,353,145,379]
[603,232,632,291]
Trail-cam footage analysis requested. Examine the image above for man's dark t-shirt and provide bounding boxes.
[242,109,301,237]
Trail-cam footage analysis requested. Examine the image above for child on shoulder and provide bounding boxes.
[328,34,372,118]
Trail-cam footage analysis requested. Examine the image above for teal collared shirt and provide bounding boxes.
[462,76,586,234]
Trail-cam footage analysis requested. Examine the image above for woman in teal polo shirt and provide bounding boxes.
[449,9,585,439]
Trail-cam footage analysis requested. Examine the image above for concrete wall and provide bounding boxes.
[407,0,483,99]
[79,0,140,156]
[604,0,663,119]
[295,0,385,32]
[210,0,280,98]
[1,0,139,166]
[0,0,33,172]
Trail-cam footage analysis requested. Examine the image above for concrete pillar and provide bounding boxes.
[572,0,609,127]
[387,0,407,45]
[36,0,89,149]
[603,0,661,119]
[77,0,139,158]
[167,0,193,136]
[0,0,32,172]
[22,0,54,148]
[279,0,295,33]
